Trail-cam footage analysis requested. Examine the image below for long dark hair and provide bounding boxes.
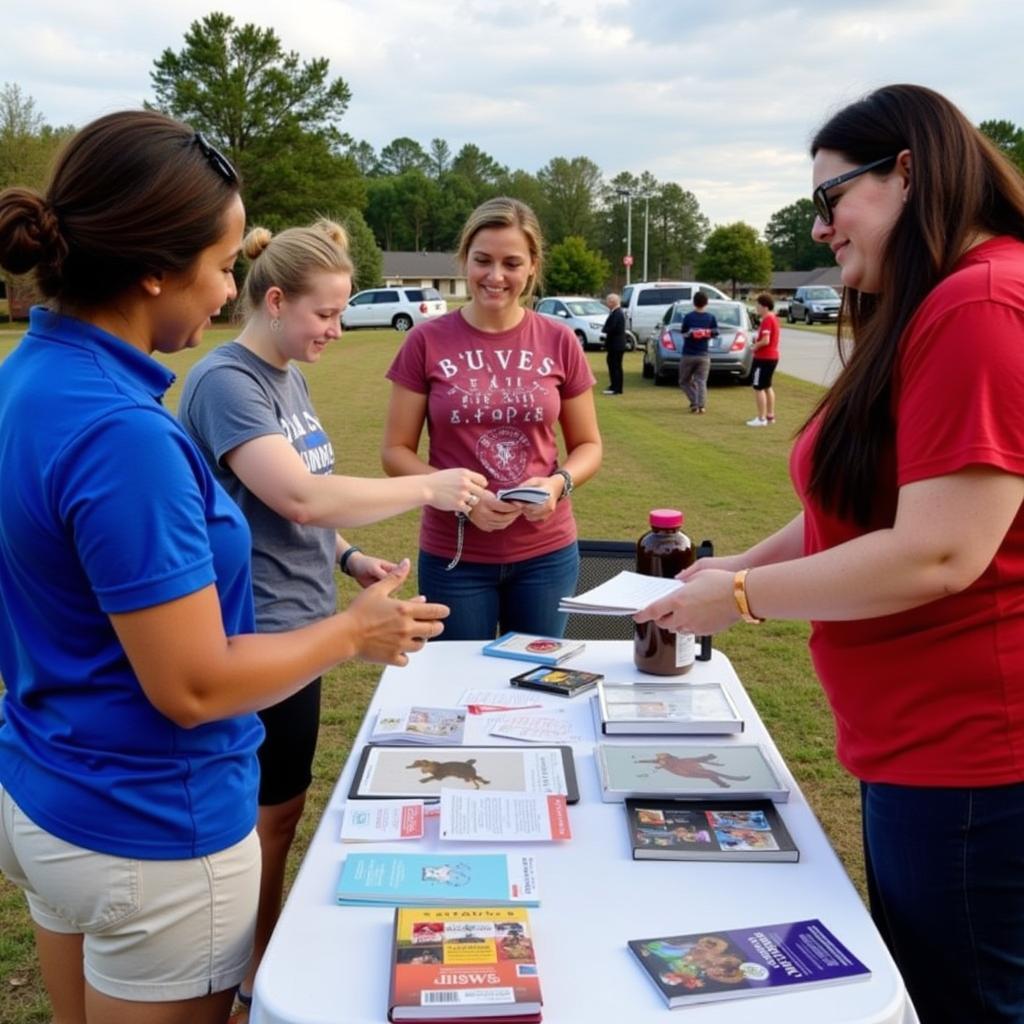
[0,110,240,310]
[803,84,1024,525]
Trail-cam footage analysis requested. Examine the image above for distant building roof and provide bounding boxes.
[382,252,463,278]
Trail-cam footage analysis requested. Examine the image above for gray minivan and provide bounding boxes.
[621,281,729,344]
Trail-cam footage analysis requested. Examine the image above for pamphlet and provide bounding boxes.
[371,706,468,745]
[559,570,683,615]
[485,712,585,744]
[340,800,428,843]
[439,790,572,842]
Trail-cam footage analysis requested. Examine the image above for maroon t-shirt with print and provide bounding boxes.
[386,309,595,564]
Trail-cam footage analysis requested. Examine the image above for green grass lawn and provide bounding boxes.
[0,325,861,1022]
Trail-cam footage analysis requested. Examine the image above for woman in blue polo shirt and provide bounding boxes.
[0,111,448,1024]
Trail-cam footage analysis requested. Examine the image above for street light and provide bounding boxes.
[641,193,651,282]
[615,187,633,286]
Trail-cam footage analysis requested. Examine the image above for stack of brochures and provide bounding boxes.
[558,570,683,615]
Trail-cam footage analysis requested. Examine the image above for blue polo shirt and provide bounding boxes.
[0,307,263,859]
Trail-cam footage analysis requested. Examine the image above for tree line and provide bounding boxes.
[4,11,1023,307]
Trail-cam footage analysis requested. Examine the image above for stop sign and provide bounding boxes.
[623,255,634,267]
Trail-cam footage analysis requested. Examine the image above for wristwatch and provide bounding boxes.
[553,468,574,501]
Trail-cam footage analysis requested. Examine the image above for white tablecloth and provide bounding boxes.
[251,641,918,1024]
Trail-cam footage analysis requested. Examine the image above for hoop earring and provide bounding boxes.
[270,318,281,332]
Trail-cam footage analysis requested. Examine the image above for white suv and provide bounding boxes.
[621,281,729,345]
[341,287,447,332]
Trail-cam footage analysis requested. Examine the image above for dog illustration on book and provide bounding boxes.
[407,757,491,788]
[633,752,751,789]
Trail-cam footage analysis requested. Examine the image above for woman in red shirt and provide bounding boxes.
[637,84,1024,1024]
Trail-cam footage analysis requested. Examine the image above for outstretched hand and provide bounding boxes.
[346,559,449,665]
[427,467,489,515]
[633,568,740,636]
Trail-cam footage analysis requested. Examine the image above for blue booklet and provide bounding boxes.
[482,632,585,666]
[336,852,540,907]
[629,919,870,1007]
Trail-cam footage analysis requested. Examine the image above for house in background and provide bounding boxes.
[382,252,466,298]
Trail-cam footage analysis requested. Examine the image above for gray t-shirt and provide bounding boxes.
[178,342,336,632]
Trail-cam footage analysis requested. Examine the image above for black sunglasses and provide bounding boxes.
[812,155,898,226]
[192,132,239,185]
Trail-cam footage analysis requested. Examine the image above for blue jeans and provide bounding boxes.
[418,541,580,641]
[861,780,1024,1024]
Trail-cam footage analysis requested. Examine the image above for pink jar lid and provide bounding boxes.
[649,508,683,528]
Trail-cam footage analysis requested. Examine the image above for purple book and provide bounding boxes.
[628,918,870,1008]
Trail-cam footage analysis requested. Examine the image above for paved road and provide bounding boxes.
[778,326,846,387]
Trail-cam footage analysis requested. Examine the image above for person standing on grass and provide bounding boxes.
[677,290,718,414]
[382,196,603,641]
[747,292,781,426]
[178,220,486,1016]
[636,83,1024,1024]
[0,110,449,1024]
[602,292,626,395]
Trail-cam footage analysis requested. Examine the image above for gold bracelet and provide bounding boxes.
[733,569,764,624]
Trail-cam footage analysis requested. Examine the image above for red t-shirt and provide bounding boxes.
[386,309,596,564]
[754,313,780,360]
[790,236,1024,786]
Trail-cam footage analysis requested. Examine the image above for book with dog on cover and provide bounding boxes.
[625,798,798,861]
[336,852,539,907]
[388,906,543,1022]
[628,918,870,1008]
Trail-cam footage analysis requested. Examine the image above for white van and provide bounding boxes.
[621,281,729,344]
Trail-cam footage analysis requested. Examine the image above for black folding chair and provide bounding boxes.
[563,539,637,640]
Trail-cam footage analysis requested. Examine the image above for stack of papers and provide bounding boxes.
[559,570,683,615]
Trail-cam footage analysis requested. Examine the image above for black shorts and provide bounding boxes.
[751,359,778,390]
[256,676,322,805]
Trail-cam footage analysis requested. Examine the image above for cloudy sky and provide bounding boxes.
[6,1,1022,232]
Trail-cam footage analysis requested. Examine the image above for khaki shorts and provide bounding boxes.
[0,785,260,1001]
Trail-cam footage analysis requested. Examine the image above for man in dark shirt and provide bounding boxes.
[678,291,718,414]
[602,293,627,395]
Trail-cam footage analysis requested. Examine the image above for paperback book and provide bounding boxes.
[482,632,585,666]
[595,742,790,803]
[388,906,543,1022]
[628,918,870,1008]
[593,682,743,736]
[336,852,539,907]
[495,486,550,504]
[624,799,798,861]
[510,665,602,698]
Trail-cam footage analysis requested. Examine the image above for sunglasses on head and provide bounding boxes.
[812,155,898,225]
[192,132,238,185]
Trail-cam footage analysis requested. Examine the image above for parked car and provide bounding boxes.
[341,286,447,332]
[535,296,634,350]
[642,300,754,385]
[787,286,841,324]
[620,280,729,347]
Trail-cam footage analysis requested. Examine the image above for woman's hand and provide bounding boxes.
[508,476,561,522]
[424,467,489,514]
[346,560,450,665]
[633,568,740,636]
[464,491,523,532]
[346,551,397,588]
